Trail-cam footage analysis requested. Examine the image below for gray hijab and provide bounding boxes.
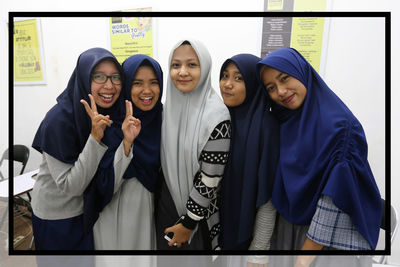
[160,39,230,215]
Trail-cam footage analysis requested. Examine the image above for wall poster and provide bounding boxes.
[109,7,153,64]
[13,18,46,85]
[261,0,330,74]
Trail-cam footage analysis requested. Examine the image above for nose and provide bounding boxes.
[277,84,288,97]
[142,82,151,92]
[178,66,188,76]
[104,77,113,88]
[223,78,233,89]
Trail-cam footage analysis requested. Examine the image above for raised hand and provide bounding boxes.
[122,100,141,156]
[80,94,112,143]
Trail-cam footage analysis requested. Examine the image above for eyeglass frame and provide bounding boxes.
[91,73,122,85]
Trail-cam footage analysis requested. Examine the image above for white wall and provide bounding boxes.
[1,0,399,264]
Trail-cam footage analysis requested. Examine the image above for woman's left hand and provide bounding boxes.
[164,223,192,248]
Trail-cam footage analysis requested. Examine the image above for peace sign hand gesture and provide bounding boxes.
[122,100,141,156]
[80,94,112,143]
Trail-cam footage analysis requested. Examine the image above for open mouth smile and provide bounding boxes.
[139,96,154,105]
[99,93,115,103]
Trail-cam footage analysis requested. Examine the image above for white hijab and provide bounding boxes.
[160,39,230,216]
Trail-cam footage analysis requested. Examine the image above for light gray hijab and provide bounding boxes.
[160,39,230,216]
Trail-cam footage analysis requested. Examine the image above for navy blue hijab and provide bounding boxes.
[257,48,382,248]
[121,54,163,192]
[219,54,280,250]
[32,47,124,163]
[82,54,164,233]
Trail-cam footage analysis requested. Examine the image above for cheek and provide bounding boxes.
[131,88,139,102]
[115,86,122,97]
[170,70,177,80]
[219,80,224,90]
[268,92,278,102]
[298,85,307,101]
[90,82,99,95]
[239,87,246,103]
[153,87,161,100]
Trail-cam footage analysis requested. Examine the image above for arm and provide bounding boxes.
[295,193,372,267]
[306,194,372,250]
[112,141,134,193]
[246,200,277,267]
[112,100,141,192]
[249,200,276,250]
[46,135,108,196]
[165,121,231,248]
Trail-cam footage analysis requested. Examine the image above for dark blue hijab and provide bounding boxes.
[121,54,163,192]
[257,48,382,249]
[219,54,280,250]
[31,48,126,233]
[32,47,124,163]
[82,54,164,233]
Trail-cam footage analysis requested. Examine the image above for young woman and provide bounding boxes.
[219,54,279,255]
[156,39,231,255]
[93,54,163,252]
[31,47,129,250]
[257,48,382,266]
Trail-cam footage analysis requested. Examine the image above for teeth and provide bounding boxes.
[141,97,153,100]
[100,94,113,99]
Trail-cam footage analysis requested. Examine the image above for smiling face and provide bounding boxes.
[90,60,122,109]
[261,65,307,110]
[219,62,246,107]
[169,44,201,93]
[130,65,160,111]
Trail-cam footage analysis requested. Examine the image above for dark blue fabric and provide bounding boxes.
[32,47,124,163]
[257,47,382,249]
[219,54,280,250]
[83,55,164,233]
[32,213,94,250]
[121,54,163,192]
[31,47,125,241]
[82,121,124,233]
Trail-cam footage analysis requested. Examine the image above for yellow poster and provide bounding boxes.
[290,17,325,72]
[110,9,153,64]
[14,19,45,83]
[263,0,328,73]
[291,0,327,72]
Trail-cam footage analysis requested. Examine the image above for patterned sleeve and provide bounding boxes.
[306,194,372,250]
[181,120,231,248]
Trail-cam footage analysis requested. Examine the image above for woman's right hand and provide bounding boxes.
[121,100,141,156]
[80,94,112,143]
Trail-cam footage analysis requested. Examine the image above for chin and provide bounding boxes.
[140,105,155,111]
[177,86,195,93]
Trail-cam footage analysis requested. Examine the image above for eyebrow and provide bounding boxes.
[276,72,284,79]
[222,70,241,74]
[171,58,198,62]
[134,77,158,81]
[93,71,120,75]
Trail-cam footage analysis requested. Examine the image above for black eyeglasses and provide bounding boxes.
[91,73,122,85]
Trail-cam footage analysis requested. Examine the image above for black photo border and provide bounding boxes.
[8,11,391,257]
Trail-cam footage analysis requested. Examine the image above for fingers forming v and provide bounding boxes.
[80,99,94,118]
[125,100,133,118]
[89,94,98,115]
